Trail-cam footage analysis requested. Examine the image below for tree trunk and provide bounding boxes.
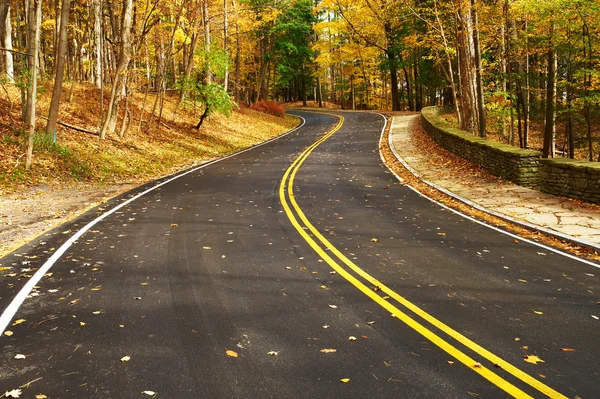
[542,21,555,158]
[25,0,42,170]
[471,0,485,137]
[99,0,133,139]
[45,0,71,137]
[387,50,400,111]
[0,0,14,82]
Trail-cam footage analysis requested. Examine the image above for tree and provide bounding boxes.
[46,0,71,138]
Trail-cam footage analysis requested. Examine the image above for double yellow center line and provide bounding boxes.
[279,112,567,399]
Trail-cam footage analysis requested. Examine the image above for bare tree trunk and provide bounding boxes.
[471,0,485,137]
[0,0,14,82]
[542,21,555,158]
[25,0,42,170]
[223,0,229,91]
[99,0,133,139]
[93,0,102,88]
[456,6,476,133]
[46,0,71,137]
[202,0,212,84]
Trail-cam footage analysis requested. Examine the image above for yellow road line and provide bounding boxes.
[280,112,567,399]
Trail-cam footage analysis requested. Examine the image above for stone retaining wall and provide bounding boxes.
[539,159,600,204]
[420,107,542,188]
[420,107,600,204]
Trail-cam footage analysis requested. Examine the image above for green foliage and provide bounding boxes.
[194,83,238,118]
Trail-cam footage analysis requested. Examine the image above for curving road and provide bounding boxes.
[0,111,598,398]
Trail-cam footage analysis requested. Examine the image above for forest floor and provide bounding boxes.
[0,82,298,257]
[439,111,600,161]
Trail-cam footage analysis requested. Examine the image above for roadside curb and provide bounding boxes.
[386,116,600,253]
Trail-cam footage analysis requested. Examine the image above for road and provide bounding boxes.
[0,111,598,398]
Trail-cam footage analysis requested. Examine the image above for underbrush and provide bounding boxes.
[249,100,286,117]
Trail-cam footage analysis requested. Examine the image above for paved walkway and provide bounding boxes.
[390,115,600,247]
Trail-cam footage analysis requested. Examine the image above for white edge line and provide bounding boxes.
[376,113,600,270]
[0,116,307,336]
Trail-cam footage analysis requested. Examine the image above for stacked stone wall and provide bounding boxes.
[419,107,600,204]
[420,107,542,188]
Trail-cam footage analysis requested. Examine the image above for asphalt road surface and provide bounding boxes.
[1,111,599,398]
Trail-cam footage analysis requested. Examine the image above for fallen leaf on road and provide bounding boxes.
[12,319,26,326]
[533,311,543,315]
[35,395,48,399]
[170,224,178,227]
[285,267,292,270]
[437,232,446,237]
[514,338,520,341]
[14,354,26,360]
[92,310,103,315]
[447,361,454,365]
[5,389,22,398]
[361,335,368,339]
[367,321,375,325]
[134,297,142,300]
[592,315,599,320]
[473,362,482,368]
[348,336,357,341]
[320,285,327,290]
[518,279,527,283]
[202,247,211,250]
[328,305,337,309]
[121,356,131,362]
[322,325,329,329]
[142,391,156,396]
[523,355,544,364]
[340,378,350,383]
[80,322,86,326]
[560,348,575,352]
[5,331,13,336]
[267,351,279,356]
[226,350,238,358]
[371,238,379,242]
[320,349,337,353]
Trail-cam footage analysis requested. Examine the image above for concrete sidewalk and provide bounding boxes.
[389,115,600,248]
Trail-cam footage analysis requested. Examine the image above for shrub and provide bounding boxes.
[249,100,286,118]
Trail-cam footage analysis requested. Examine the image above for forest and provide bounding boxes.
[0,0,599,172]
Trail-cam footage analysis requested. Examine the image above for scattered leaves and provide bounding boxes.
[320,348,337,353]
[523,355,544,364]
[226,350,238,358]
[5,389,22,398]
